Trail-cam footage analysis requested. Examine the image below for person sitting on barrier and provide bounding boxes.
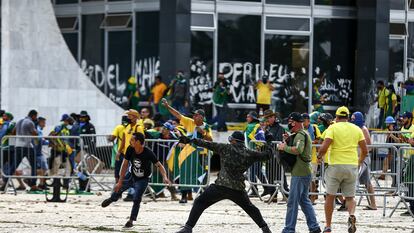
[351,112,377,210]
[379,116,400,182]
[317,106,368,233]
[277,112,321,233]
[117,109,145,202]
[35,117,49,190]
[162,98,212,204]
[101,132,171,229]
[175,131,273,233]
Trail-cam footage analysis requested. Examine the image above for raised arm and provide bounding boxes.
[161,98,182,121]
[191,138,226,154]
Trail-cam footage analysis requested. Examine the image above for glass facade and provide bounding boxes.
[53,1,411,121]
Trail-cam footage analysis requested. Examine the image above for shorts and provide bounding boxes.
[324,164,358,197]
[36,155,49,170]
[358,156,371,186]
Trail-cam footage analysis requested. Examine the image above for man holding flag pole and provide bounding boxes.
[161,98,213,203]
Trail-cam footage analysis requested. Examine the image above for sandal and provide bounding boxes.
[323,227,332,232]
[363,206,377,210]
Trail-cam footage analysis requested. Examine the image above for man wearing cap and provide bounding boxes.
[109,113,130,183]
[117,109,145,201]
[276,112,321,233]
[176,131,273,233]
[399,111,414,143]
[261,110,288,199]
[317,106,368,233]
[162,98,212,203]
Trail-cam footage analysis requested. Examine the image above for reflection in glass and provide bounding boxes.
[218,14,261,121]
[62,33,78,61]
[266,0,310,5]
[266,17,310,31]
[389,39,404,87]
[390,0,405,10]
[108,31,132,107]
[190,31,214,118]
[265,35,309,117]
[315,0,355,6]
[313,18,356,107]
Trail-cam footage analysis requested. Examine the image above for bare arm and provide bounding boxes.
[317,138,332,160]
[161,98,182,120]
[108,135,116,142]
[362,127,372,146]
[358,139,368,166]
[117,134,126,154]
[155,161,171,185]
[267,82,275,91]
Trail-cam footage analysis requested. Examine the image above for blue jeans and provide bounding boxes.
[211,106,226,129]
[110,175,148,221]
[282,175,319,233]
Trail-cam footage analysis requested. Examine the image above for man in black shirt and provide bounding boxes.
[101,132,171,228]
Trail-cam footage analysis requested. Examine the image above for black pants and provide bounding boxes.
[185,184,268,229]
[3,147,36,186]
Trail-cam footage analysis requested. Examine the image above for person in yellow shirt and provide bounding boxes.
[376,80,389,129]
[399,111,414,143]
[150,76,168,113]
[116,109,145,201]
[317,106,368,233]
[109,113,129,183]
[161,98,212,203]
[255,75,275,113]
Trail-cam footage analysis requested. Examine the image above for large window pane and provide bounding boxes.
[55,0,78,4]
[190,31,214,119]
[135,12,160,100]
[81,14,105,95]
[315,0,355,6]
[390,0,405,10]
[266,17,310,31]
[389,39,404,90]
[218,14,260,121]
[266,0,310,5]
[108,31,132,106]
[265,35,309,117]
[62,33,78,61]
[407,23,414,79]
[313,18,356,107]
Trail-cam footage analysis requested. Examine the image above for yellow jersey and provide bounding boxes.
[256,82,272,105]
[324,122,365,165]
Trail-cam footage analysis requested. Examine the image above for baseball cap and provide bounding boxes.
[126,109,139,118]
[192,109,205,118]
[247,111,259,120]
[163,122,175,131]
[288,112,304,122]
[335,106,350,117]
[61,114,70,121]
[301,113,310,119]
[228,131,245,143]
[402,111,413,119]
[4,112,13,120]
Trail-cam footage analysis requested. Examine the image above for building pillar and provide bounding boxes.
[159,0,191,83]
[355,0,390,111]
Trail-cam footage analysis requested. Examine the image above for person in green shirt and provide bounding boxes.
[277,112,321,233]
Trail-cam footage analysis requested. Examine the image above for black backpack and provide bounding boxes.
[276,131,310,172]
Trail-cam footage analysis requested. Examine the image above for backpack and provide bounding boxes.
[276,131,310,172]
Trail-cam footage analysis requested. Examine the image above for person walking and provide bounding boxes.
[175,131,273,233]
[277,112,321,233]
[376,80,389,129]
[150,75,168,113]
[211,72,230,132]
[101,132,171,229]
[317,106,368,233]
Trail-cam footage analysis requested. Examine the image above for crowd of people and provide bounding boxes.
[0,109,96,192]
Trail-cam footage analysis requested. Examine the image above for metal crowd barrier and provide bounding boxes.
[0,135,85,194]
[77,135,212,194]
[390,146,414,217]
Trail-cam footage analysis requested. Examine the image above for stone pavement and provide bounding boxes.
[0,190,413,233]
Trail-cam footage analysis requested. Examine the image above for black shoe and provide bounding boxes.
[176,225,192,233]
[337,204,347,211]
[347,215,356,233]
[179,197,188,204]
[101,198,113,208]
[123,220,133,229]
[261,225,272,233]
[310,227,322,233]
[123,194,133,202]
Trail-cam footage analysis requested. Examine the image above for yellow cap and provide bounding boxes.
[128,76,136,84]
[335,106,350,117]
[126,109,139,118]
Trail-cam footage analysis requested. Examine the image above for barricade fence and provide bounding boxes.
[1,134,413,216]
[1,135,86,193]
